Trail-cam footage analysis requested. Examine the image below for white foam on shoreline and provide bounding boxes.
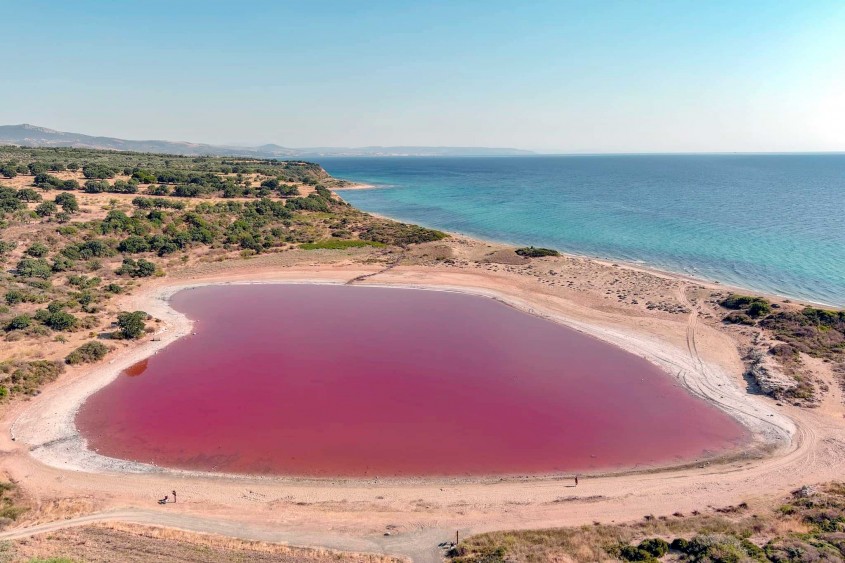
[11,279,796,479]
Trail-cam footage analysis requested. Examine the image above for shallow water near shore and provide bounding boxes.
[76,285,746,477]
[320,154,845,306]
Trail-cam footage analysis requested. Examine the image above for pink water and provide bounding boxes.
[76,285,747,477]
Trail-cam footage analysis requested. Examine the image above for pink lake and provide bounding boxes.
[76,284,747,477]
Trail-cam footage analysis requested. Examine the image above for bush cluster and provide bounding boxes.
[515,246,560,258]
[360,222,447,246]
[65,341,110,365]
[720,294,772,318]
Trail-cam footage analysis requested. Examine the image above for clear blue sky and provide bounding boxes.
[2,0,843,152]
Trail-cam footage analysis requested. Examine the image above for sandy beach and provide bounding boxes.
[3,238,844,562]
[332,182,379,190]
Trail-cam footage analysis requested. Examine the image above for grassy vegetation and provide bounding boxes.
[449,483,845,562]
[0,361,64,398]
[2,523,403,563]
[0,146,448,400]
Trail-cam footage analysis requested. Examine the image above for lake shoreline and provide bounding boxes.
[12,265,792,481]
[3,236,842,562]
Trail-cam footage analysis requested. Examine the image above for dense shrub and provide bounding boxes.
[15,188,41,202]
[51,255,75,272]
[62,239,115,260]
[671,534,762,562]
[759,308,845,360]
[115,257,156,277]
[82,164,115,179]
[131,196,185,210]
[35,173,68,190]
[516,246,560,258]
[720,294,772,317]
[83,179,110,193]
[172,184,202,197]
[34,201,57,217]
[65,341,110,365]
[54,192,79,213]
[0,164,18,178]
[118,235,150,253]
[278,184,300,197]
[28,162,48,175]
[286,195,330,212]
[0,187,25,213]
[723,311,755,325]
[360,222,447,246]
[116,310,147,339]
[41,309,78,331]
[5,314,31,331]
[25,242,49,257]
[131,169,157,184]
[0,240,17,254]
[637,538,669,558]
[15,258,53,278]
[5,290,24,305]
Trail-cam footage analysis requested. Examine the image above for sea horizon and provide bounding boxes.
[319,154,845,307]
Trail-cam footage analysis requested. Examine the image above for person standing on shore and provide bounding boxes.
[172,490,177,503]
[575,475,578,487]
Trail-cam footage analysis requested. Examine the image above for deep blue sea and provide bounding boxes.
[316,155,845,306]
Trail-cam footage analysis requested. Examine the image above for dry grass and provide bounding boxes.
[1,523,405,563]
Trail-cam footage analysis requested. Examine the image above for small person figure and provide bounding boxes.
[575,475,579,487]
[172,490,177,503]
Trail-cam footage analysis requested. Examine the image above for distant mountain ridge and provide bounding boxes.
[0,124,535,158]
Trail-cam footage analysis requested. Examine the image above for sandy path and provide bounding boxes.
[3,264,844,562]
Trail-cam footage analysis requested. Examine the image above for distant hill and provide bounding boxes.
[0,124,535,158]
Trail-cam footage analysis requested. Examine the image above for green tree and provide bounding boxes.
[117,235,150,254]
[117,311,147,339]
[15,188,42,202]
[54,192,79,213]
[82,164,115,179]
[34,201,57,217]
[83,179,110,193]
[28,162,48,175]
[115,257,156,277]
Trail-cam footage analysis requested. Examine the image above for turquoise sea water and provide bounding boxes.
[316,155,845,307]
